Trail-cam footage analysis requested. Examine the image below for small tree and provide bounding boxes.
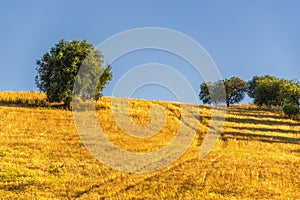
[283,104,300,119]
[35,39,112,109]
[199,77,246,107]
[200,80,226,105]
[199,82,212,104]
[224,77,247,107]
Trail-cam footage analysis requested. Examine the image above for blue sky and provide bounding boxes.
[0,0,299,104]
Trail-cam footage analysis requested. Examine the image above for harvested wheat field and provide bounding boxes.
[0,93,300,199]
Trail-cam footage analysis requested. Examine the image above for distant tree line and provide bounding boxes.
[35,39,299,119]
[200,75,300,118]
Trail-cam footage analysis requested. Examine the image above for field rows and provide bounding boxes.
[0,94,299,199]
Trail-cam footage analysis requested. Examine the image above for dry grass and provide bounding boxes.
[0,91,47,107]
[0,92,299,199]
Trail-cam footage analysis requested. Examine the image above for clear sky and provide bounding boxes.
[1,0,299,104]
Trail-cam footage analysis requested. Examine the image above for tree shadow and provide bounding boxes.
[228,110,285,120]
[0,100,43,108]
[225,116,300,127]
[0,182,34,191]
[225,125,299,135]
[0,100,67,110]
[290,149,300,154]
[194,107,300,145]
[222,131,300,145]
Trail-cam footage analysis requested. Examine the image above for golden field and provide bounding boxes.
[0,92,299,199]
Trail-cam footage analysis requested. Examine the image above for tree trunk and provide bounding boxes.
[64,97,72,110]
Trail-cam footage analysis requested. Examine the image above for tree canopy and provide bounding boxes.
[250,75,300,107]
[199,76,246,107]
[252,75,282,106]
[224,77,247,107]
[35,39,112,109]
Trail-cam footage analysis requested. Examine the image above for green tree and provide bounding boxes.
[199,77,246,107]
[35,39,112,109]
[247,75,277,99]
[279,79,300,106]
[224,77,247,107]
[199,82,212,104]
[253,76,281,106]
[247,75,259,99]
[199,80,226,105]
[250,75,300,107]
[283,103,300,119]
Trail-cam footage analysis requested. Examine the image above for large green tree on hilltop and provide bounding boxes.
[35,39,112,109]
[248,75,300,107]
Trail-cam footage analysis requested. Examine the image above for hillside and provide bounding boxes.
[0,92,299,199]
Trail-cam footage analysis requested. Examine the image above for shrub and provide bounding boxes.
[283,104,300,119]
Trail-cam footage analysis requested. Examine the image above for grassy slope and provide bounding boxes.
[0,93,299,199]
